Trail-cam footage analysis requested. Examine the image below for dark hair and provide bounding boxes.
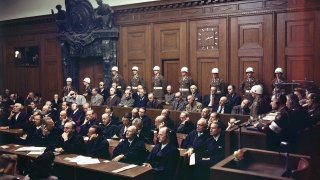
[286,93,300,109]
[122,112,130,119]
[278,94,287,105]
[90,125,102,135]
[105,106,113,112]
[29,151,55,179]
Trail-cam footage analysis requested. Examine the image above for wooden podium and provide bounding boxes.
[211,148,310,180]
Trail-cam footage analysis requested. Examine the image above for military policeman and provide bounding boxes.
[62,77,76,101]
[272,67,286,95]
[210,68,226,95]
[111,66,126,93]
[179,67,194,99]
[83,77,92,97]
[152,66,166,100]
[129,66,144,93]
[240,67,260,98]
[249,85,270,119]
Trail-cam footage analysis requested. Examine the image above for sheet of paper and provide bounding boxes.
[103,160,110,163]
[65,155,100,165]
[83,136,89,141]
[27,151,44,155]
[112,164,137,173]
[0,145,9,149]
[15,146,46,152]
[189,153,195,166]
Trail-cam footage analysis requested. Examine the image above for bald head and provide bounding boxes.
[196,118,207,133]
[126,125,137,140]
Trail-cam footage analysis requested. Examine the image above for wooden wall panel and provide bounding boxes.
[230,14,274,93]
[277,11,320,84]
[120,25,152,91]
[189,18,227,96]
[0,42,4,92]
[163,60,180,92]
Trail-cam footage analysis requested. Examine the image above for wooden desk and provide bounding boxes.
[0,129,24,145]
[224,126,266,156]
[211,148,311,180]
[0,144,153,180]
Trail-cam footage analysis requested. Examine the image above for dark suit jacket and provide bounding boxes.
[146,100,163,109]
[182,130,210,162]
[116,124,128,139]
[171,100,187,111]
[214,105,232,114]
[32,128,63,151]
[176,121,195,135]
[202,94,220,110]
[110,114,120,125]
[146,143,179,180]
[226,93,241,108]
[86,136,110,159]
[192,92,202,103]
[133,95,148,108]
[105,96,121,106]
[202,134,225,166]
[112,137,147,165]
[79,119,100,136]
[100,123,118,139]
[71,109,84,126]
[7,112,27,129]
[99,88,109,102]
[61,133,86,154]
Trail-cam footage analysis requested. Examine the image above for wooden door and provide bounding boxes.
[78,57,104,94]
[163,60,180,93]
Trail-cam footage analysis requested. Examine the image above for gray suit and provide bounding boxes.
[90,94,104,106]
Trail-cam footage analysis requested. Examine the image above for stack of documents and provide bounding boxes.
[64,155,100,165]
[14,146,46,156]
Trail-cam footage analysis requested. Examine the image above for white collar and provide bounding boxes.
[213,134,220,141]
[161,143,168,150]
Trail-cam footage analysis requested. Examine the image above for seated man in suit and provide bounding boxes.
[152,115,178,147]
[226,85,241,109]
[190,85,202,103]
[231,98,251,115]
[214,96,232,114]
[118,89,135,107]
[143,127,179,180]
[132,118,153,144]
[99,113,118,139]
[54,121,86,154]
[146,93,163,109]
[182,118,211,180]
[160,109,175,130]
[138,107,152,137]
[112,126,147,165]
[0,103,27,130]
[65,91,86,105]
[104,87,121,106]
[79,110,99,136]
[90,88,104,106]
[171,92,187,111]
[185,95,202,113]
[198,122,225,179]
[116,113,131,139]
[70,103,84,127]
[104,106,120,125]
[203,86,220,110]
[176,111,195,135]
[86,125,110,159]
[133,87,148,108]
[164,85,175,105]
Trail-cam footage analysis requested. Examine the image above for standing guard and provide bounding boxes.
[240,67,260,98]
[129,66,144,93]
[152,66,166,100]
[210,68,226,95]
[111,66,126,93]
[179,67,194,99]
[62,77,76,101]
[272,67,286,95]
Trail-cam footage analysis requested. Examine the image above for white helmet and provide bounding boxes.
[274,67,283,74]
[250,85,263,95]
[83,77,91,84]
[132,66,139,71]
[246,67,254,73]
[66,77,72,82]
[111,66,118,72]
[211,68,219,74]
[181,67,188,72]
[153,66,160,71]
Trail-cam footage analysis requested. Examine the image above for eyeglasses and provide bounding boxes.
[175,96,180,98]
[70,94,74,96]
[99,85,103,86]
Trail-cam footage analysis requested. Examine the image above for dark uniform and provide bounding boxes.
[272,77,286,95]
[240,77,260,97]
[129,75,144,93]
[210,78,226,95]
[250,96,270,118]
[152,74,166,100]
[112,74,126,92]
[179,76,193,98]
[62,85,76,100]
